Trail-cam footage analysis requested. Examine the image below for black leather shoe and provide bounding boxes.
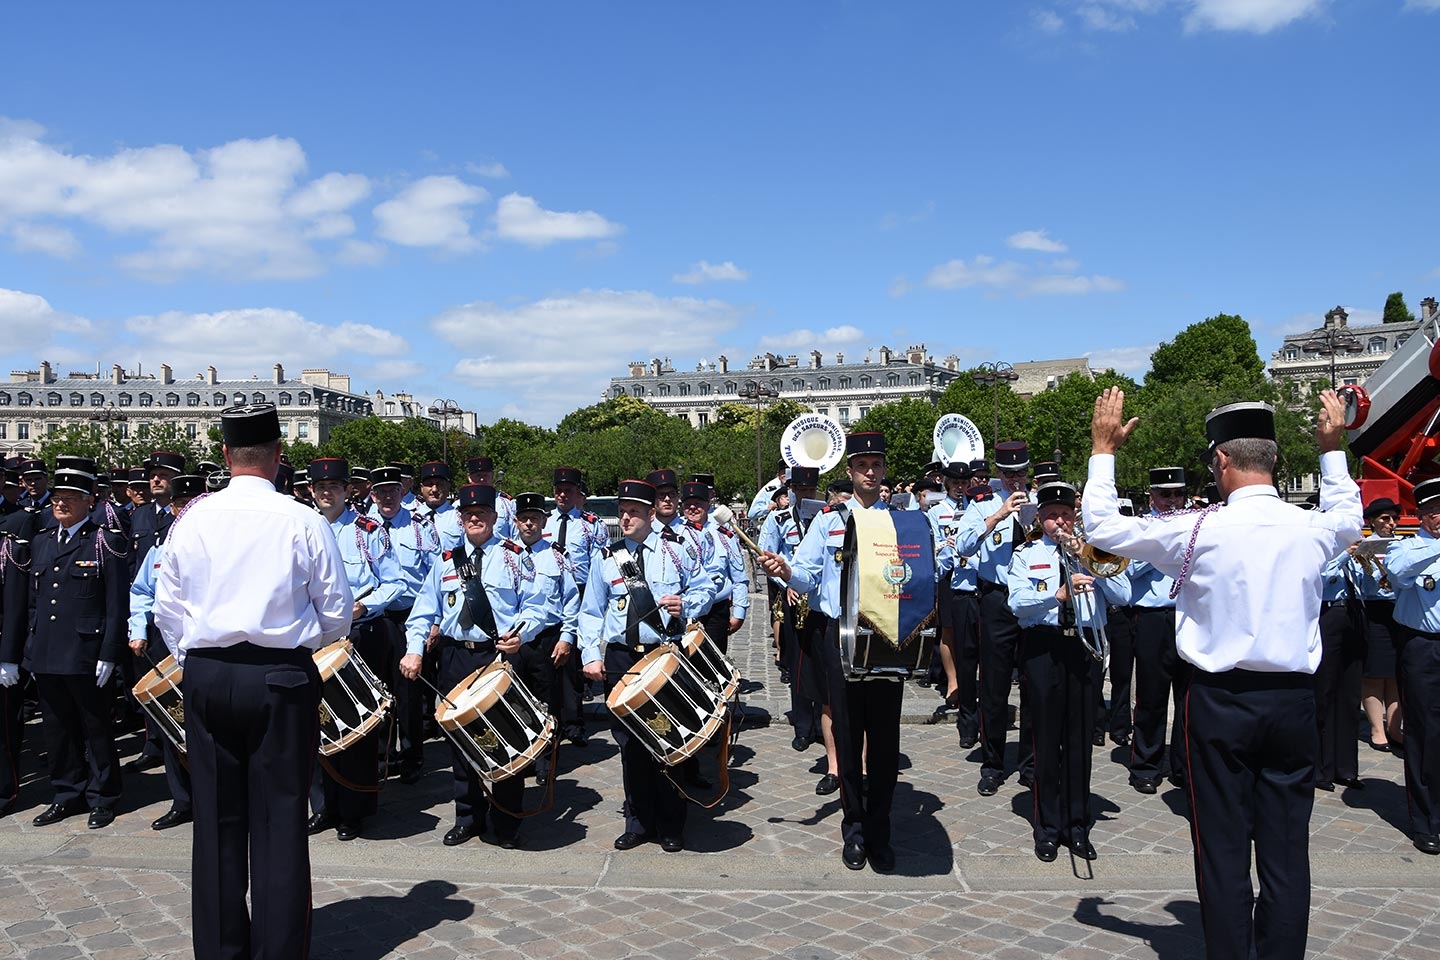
[1064,833,1097,861]
[958,734,978,749]
[1336,776,1364,790]
[151,808,192,831]
[842,840,867,870]
[613,831,653,850]
[977,776,1000,797]
[1111,731,1130,747]
[398,765,423,785]
[307,812,335,835]
[1035,840,1058,862]
[1092,730,1106,747]
[791,735,809,752]
[1167,774,1186,791]
[1314,780,1334,792]
[1017,772,1034,790]
[779,670,791,685]
[660,835,684,853]
[498,834,524,850]
[867,844,895,873]
[124,754,164,773]
[1130,777,1159,795]
[1414,834,1440,855]
[444,823,477,847]
[568,735,588,749]
[815,774,840,796]
[87,807,115,830]
[336,821,360,842]
[33,802,80,827]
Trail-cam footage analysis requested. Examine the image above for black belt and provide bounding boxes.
[607,632,682,655]
[1192,668,1313,692]
[978,579,1008,595]
[187,642,316,667]
[1321,599,1349,609]
[437,634,494,653]
[383,606,414,624]
[1030,624,1078,638]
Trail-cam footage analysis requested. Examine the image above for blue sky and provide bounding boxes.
[2,1,1437,425]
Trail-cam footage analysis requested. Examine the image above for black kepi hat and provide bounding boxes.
[149,450,185,474]
[689,473,715,489]
[466,456,494,474]
[172,474,206,498]
[56,456,98,474]
[1035,481,1077,510]
[369,466,402,488]
[845,432,885,460]
[1205,401,1276,453]
[514,492,547,515]
[1032,460,1060,484]
[127,467,147,487]
[388,461,415,479]
[52,464,96,495]
[1415,479,1440,508]
[646,469,678,489]
[969,458,990,474]
[553,466,583,486]
[420,461,452,482]
[308,458,350,483]
[679,481,710,502]
[789,465,820,488]
[940,463,971,481]
[19,458,46,476]
[617,479,657,505]
[457,484,497,509]
[1150,467,1186,489]
[220,404,281,447]
[1364,497,1401,519]
[349,466,370,483]
[995,442,1029,471]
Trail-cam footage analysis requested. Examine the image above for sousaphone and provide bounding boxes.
[932,413,984,467]
[780,413,846,473]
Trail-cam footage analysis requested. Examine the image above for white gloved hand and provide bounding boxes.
[95,661,115,687]
[0,663,17,688]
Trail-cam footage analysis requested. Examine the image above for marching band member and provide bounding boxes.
[347,465,373,515]
[512,492,581,787]
[416,460,463,549]
[955,440,1036,796]
[307,458,403,841]
[1085,388,1359,960]
[1356,499,1402,755]
[389,461,420,512]
[547,466,608,747]
[930,463,980,744]
[155,404,352,960]
[0,462,37,818]
[126,473,206,829]
[1008,481,1128,862]
[681,480,749,654]
[759,432,904,873]
[466,457,518,540]
[747,459,789,520]
[400,484,538,848]
[1122,467,1190,795]
[1374,479,1440,855]
[578,479,715,853]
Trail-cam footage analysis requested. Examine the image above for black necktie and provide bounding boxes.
[557,513,569,551]
[1058,545,1076,630]
[59,530,69,547]
[460,547,499,639]
[624,544,654,647]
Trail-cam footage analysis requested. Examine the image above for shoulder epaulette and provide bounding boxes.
[580,511,598,523]
[499,491,513,500]
[661,526,683,542]
[820,504,840,514]
[442,549,454,561]
[969,489,994,503]
[550,542,567,553]
[355,515,379,532]
[503,539,523,553]
[717,525,735,538]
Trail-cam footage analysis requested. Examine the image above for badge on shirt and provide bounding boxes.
[1425,576,1436,592]
[834,549,844,565]
[992,531,1002,546]
[1035,579,1048,592]
[75,560,98,568]
[616,596,628,611]
[447,592,456,608]
[521,553,534,573]
[958,557,968,568]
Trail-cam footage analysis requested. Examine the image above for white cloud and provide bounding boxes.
[432,289,740,424]
[9,222,79,258]
[1085,344,1157,377]
[492,193,623,248]
[373,175,488,251]
[0,287,91,336]
[888,277,913,299]
[1406,0,1440,9]
[922,254,1124,297]
[0,121,376,280]
[465,160,510,179]
[1033,9,1066,31]
[336,239,386,266]
[1078,3,1140,30]
[1007,229,1068,253]
[1184,0,1325,33]
[758,326,866,352]
[125,307,410,376]
[673,260,750,284]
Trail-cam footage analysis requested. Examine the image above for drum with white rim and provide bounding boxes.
[133,654,186,755]
[678,623,740,702]
[606,644,727,767]
[435,660,554,783]
[313,639,393,757]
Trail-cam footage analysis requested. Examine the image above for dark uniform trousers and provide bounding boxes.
[1023,625,1099,845]
[1129,606,1190,782]
[504,626,560,781]
[438,639,523,840]
[978,581,1033,781]
[1098,605,1136,741]
[604,643,686,838]
[783,596,820,741]
[1185,669,1315,960]
[143,634,192,813]
[1314,601,1364,785]
[943,588,981,739]
[558,586,588,742]
[316,618,392,824]
[1396,627,1440,839]
[0,675,23,806]
[35,673,122,809]
[699,599,732,655]
[383,607,425,774]
[185,643,320,960]
[810,616,903,849]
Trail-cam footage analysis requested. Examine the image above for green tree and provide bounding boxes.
[322,416,448,472]
[936,375,1027,456]
[1025,370,1138,482]
[1383,291,1415,325]
[851,398,943,482]
[285,440,322,468]
[1146,313,1264,390]
[554,395,654,439]
[38,423,109,467]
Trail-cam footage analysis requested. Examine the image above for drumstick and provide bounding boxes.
[708,505,763,556]
[414,671,459,711]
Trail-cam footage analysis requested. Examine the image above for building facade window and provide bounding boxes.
[1368,337,1387,355]
[298,421,309,439]
[18,393,32,407]
[187,392,200,406]
[253,392,265,404]
[839,377,852,389]
[859,406,870,417]
[697,412,708,426]
[839,407,851,423]
[0,393,8,406]
[118,393,133,407]
[634,386,645,397]
[657,384,670,396]
[278,391,292,406]
[118,422,129,439]
[886,374,898,387]
[698,383,711,395]
[298,392,310,405]
[47,392,62,406]
[909,373,921,386]
[186,423,197,439]
[166,392,179,406]
[46,422,57,436]
[678,384,690,396]
[724,381,737,394]
[0,424,6,439]
[859,376,871,388]
[612,386,625,397]
[16,424,28,440]
[92,392,105,406]
[70,392,83,406]
[139,393,154,407]
[818,377,830,390]
[214,392,227,407]
[1283,346,1299,360]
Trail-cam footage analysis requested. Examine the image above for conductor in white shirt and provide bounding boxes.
[1083,388,1360,960]
[153,404,352,960]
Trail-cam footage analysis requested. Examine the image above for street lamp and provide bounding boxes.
[740,382,779,491]
[87,402,127,463]
[1301,323,1364,388]
[427,399,467,463]
[971,362,1018,454]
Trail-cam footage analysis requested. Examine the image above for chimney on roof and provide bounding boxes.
[629,361,645,378]
[40,360,52,384]
[111,363,123,385]
[717,355,728,373]
[786,354,798,367]
[1325,305,1348,329]
[907,344,925,365]
[1423,297,1438,323]
[160,364,173,384]
[273,363,284,384]
[206,365,218,385]
[810,350,822,369]
[836,352,844,365]
[944,354,959,371]
[878,345,891,365]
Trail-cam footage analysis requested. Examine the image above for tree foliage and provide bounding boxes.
[1383,291,1415,325]
[1146,313,1264,390]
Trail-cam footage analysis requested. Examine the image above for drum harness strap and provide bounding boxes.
[609,541,679,647]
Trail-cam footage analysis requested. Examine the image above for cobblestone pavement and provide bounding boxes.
[2,599,1439,958]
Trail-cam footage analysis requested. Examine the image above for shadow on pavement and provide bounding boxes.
[1073,895,1204,960]
[312,879,473,960]
[1342,776,1410,838]
[891,781,954,877]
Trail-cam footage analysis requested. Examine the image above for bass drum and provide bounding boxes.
[838,507,938,679]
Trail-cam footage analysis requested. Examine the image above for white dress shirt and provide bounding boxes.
[154,475,353,664]
[1082,451,1361,674]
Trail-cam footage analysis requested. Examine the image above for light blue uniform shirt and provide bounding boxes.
[403,535,551,657]
[577,529,716,666]
[657,514,721,613]
[692,519,749,618]
[786,499,891,620]
[956,491,1033,587]
[1380,530,1440,632]
[1005,537,1128,629]
[330,508,404,621]
[1319,553,1354,603]
[544,507,608,589]
[759,506,804,588]
[518,539,582,647]
[931,496,979,593]
[376,506,443,607]
[128,543,168,651]
[1350,534,1396,601]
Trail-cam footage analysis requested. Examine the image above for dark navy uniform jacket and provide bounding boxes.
[129,503,172,571]
[16,521,130,675]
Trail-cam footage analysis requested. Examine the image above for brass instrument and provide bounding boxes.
[1054,520,1129,665]
[794,593,811,629]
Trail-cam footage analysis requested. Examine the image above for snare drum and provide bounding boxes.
[606,645,727,766]
[436,661,555,782]
[313,639,393,757]
[838,507,937,679]
[133,654,186,755]
[678,624,740,702]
